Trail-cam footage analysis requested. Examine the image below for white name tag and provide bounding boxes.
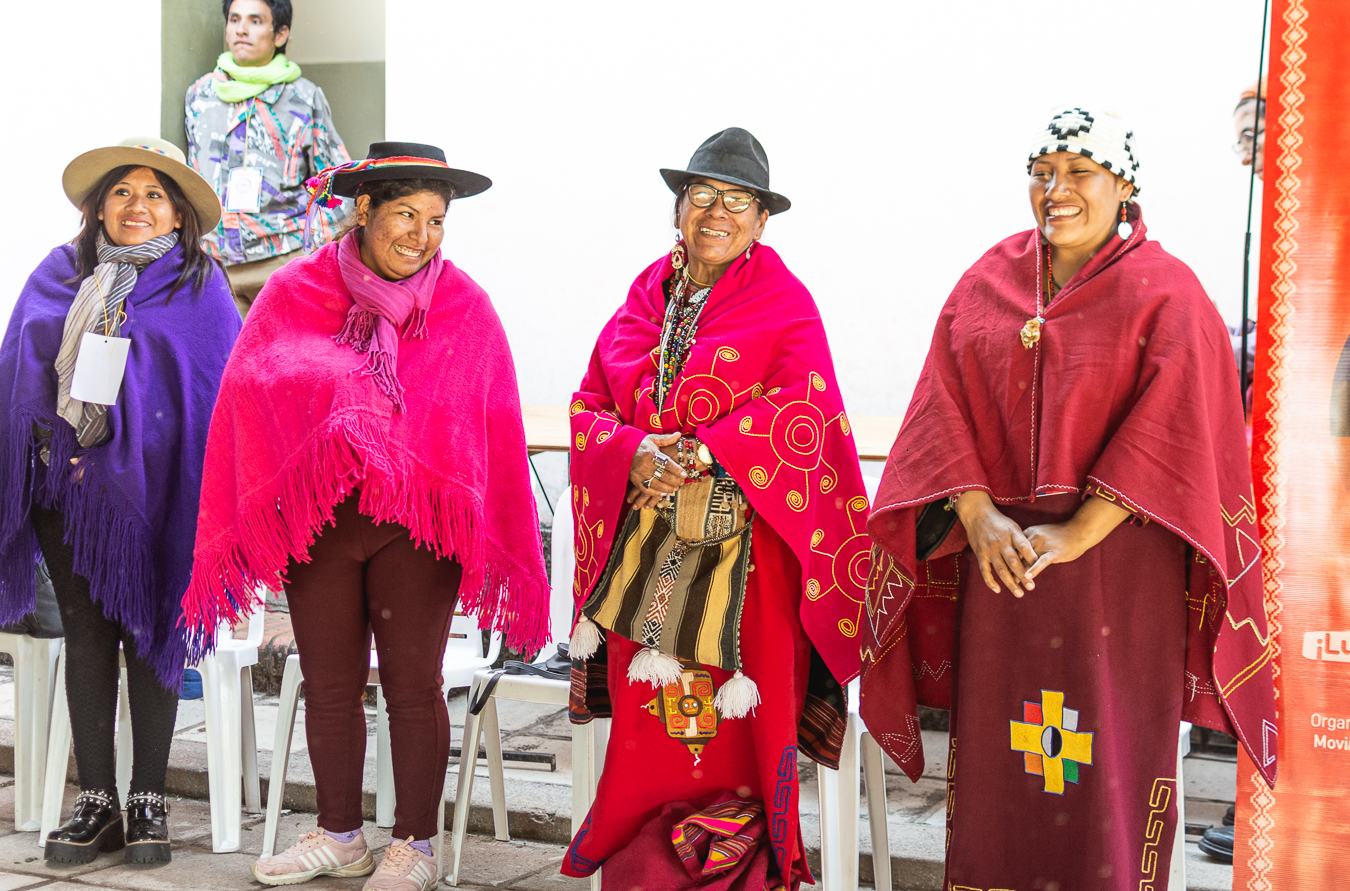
[69,332,130,406]
[225,166,264,212]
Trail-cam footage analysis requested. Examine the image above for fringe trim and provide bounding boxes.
[180,409,550,661]
[0,406,188,688]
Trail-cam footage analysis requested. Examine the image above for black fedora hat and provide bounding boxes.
[659,127,790,215]
[331,141,491,199]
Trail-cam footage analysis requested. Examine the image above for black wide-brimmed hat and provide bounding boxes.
[659,127,790,215]
[308,142,491,208]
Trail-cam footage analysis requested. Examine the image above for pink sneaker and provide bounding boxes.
[362,837,438,891]
[251,830,376,885]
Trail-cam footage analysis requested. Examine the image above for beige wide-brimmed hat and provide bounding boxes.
[62,137,222,231]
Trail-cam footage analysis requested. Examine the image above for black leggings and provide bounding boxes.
[32,505,178,797]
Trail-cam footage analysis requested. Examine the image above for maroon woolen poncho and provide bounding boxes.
[860,211,1276,888]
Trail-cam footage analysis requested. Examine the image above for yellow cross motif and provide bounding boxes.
[1009,690,1094,795]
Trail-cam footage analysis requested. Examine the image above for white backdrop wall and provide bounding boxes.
[386,0,1266,418]
[0,0,161,324]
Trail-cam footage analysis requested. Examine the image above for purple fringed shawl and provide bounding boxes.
[0,244,239,686]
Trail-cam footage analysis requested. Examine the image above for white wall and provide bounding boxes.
[0,0,161,325]
[387,0,1266,419]
[286,0,385,64]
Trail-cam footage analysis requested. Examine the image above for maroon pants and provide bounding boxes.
[284,494,462,839]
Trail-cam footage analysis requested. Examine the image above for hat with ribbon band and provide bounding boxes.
[305,141,491,210]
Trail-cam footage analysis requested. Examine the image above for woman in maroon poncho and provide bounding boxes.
[860,107,1277,890]
[562,128,868,890]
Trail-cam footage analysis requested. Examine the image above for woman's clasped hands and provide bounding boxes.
[953,490,1130,597]
[627,432,687,509]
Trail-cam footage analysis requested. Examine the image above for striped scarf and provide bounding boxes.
[55,233,178,447]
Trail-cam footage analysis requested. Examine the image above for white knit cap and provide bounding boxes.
[1027,106,1141,196]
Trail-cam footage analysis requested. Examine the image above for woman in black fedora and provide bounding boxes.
[562,128,867,889]
[184,142,548,890]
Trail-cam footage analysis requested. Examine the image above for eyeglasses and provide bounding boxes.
[684,183,760,214]
[1232,128,1264,156]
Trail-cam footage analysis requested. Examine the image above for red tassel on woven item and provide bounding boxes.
[404,306,428,340]
[334,307,377,353]
[363,348,406,414]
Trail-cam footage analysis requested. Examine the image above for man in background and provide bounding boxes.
[185,0,351,316]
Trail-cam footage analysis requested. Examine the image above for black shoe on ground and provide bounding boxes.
[1224,804,1236,826]
[1199,825,1234,863]
[44,789,124,865]
[124,792,172,865]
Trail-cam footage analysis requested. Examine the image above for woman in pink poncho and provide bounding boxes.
[181,142,548,891]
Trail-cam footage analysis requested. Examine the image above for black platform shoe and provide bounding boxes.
[124,792,172,865]
[44,789,124,865]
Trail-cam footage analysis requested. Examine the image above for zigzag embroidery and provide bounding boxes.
[912,660,951,682]
[875,715,922,765]
[1184,670,1219,702]
[1226,610,1272,647]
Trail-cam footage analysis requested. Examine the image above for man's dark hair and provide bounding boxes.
[72,165,221,299]
[222,0,293,52]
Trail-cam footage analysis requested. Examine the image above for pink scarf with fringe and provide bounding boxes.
[181,239,549,655]
[334,233,441,413]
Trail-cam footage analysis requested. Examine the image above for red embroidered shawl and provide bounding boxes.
[570,245,867,684]
[860,214,1278,787]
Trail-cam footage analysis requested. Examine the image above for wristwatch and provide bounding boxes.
[696,442,714,467]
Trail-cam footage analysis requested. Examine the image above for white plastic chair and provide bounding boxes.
[817,677,890,890]
[260,609,502,880]
[447,485,607,889]
[200,609,266,851]
[38,612,264,853]
[0,632,62,831]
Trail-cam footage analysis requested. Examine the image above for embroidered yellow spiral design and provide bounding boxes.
[649,413,661,427]
[838,618,857,638]
[820,475,837,493]
[806,578,821,600]
[596,431,610,444]
[717,347,740,361]
[751,384,764,398]
[575,433,586,450]
[840,415,851,435]
[850,496,869,512]
[749,466,769,487]
[739,417,753,433]
[810,373,826,391]
[570,400,585,416]
[787,490,805,511]
[811,529,825,547]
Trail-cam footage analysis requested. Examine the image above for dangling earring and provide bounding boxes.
[670,238,686,272]
[744,238,757,260]
[1116,201,1133,240]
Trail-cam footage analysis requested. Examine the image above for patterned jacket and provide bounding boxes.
[185,71,352,265]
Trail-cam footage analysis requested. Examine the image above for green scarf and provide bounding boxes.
[213,51,302,103]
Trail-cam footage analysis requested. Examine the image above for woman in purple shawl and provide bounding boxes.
[0,138,238,866]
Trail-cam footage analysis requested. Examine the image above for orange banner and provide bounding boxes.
[1238,0,1350,886]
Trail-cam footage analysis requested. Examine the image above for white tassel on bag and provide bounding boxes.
[568,614,603,661]
[713,670,760,720]
[627,645,685,687]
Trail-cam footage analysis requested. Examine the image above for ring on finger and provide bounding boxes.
[653,462,666,480]
[642,477,654,489]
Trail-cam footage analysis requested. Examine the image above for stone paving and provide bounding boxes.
[0,657,1240,890]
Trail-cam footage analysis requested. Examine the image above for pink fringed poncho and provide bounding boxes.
[181,241,549,655]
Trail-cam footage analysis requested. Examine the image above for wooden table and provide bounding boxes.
[522,404,901,462]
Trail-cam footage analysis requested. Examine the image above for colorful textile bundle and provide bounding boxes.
[180,240,549,655]
[0,245,238,687]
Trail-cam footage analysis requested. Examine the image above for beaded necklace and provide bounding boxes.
[655,271,712,408]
